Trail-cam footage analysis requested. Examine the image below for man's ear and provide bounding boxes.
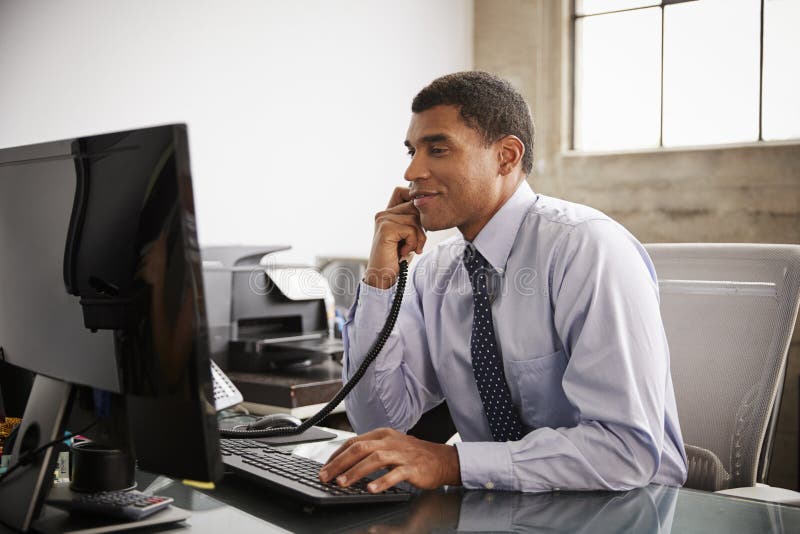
[497,135,525,176]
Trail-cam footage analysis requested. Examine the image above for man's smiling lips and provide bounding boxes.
[411,191,439,209]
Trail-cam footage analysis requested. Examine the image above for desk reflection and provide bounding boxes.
[356,485,676,534]
[145,464,800,534]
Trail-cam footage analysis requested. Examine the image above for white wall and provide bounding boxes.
[0,0,472,263]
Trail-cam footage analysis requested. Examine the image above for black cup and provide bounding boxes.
[70,441,136,493]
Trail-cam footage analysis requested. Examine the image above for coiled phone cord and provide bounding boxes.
[220,259,409,438]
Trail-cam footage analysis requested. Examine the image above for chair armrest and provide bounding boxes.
[685,444,732,491]
[716,485,800,506]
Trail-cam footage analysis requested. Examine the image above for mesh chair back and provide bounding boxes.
[645,244,800,490]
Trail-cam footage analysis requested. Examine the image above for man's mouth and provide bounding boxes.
[412,192,439,209]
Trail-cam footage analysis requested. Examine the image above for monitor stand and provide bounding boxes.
[0,376,191,534]
[0,375,73,532]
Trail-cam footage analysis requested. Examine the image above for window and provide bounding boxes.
[573,0,800,151]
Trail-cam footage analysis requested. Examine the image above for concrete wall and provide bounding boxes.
[475,0,800,489]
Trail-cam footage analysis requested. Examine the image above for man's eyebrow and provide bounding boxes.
[404,134,452,148]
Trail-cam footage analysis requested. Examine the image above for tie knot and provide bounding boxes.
[463,244,493,284]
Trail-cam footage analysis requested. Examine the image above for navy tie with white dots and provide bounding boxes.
[463,244,525,442]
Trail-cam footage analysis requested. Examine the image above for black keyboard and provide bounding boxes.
[220,439,412,505]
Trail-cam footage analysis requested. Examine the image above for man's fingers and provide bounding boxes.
[374,211,424,241]
[324,428,394,466]
[319,439,379,482]
[386,186,412,209]
[375,213,426,254]
[376,212,422,228]
[325,437,359,465]
[378,228,425,260]
[385,199,419,216]
[366,466,413,493]
[320,436,365,481]
[335,450,402,488]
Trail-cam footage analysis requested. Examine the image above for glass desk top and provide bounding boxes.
[132,470,800,533]
[19,429,798,534]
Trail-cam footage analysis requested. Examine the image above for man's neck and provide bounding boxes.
[460,177,524,241]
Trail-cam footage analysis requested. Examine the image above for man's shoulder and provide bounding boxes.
[527,194,613,230]
[520,195,645,264]
[525,195,654,282]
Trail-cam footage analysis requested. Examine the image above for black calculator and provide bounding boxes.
[46,489,173,521]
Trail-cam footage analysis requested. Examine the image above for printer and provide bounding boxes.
[202,246,343,371]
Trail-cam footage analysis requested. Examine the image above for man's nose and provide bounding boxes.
[404,154,429,183]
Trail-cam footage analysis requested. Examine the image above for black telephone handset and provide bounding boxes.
[219,259,409,438]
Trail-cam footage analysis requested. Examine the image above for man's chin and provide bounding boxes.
[420,219,456,233]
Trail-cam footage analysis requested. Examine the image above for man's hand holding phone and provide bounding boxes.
[363,186,426,289]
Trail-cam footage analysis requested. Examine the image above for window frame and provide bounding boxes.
[569,0,797,154]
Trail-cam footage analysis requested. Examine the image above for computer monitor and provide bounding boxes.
[0,125,222,530]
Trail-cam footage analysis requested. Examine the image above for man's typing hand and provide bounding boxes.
[318,428,461,492]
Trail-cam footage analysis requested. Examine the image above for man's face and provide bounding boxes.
[404,105,506,241]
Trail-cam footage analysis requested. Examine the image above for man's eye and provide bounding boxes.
[430,147,447,155]
[406,149,415,157]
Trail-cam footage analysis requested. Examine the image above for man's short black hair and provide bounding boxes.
[411,71,534,176]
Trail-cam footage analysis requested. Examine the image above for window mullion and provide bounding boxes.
[659,4,665,148]
[758,0,765,142]
[571,0,577,150]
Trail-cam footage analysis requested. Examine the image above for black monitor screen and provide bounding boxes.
[0,124,220,482]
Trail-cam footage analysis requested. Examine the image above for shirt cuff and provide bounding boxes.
[353,280,397,332]
[455,441,515,491]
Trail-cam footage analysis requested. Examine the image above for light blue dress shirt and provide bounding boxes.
[342,181,688,492]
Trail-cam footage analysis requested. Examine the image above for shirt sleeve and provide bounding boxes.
[342,260,443,434]
[456,219,684,492]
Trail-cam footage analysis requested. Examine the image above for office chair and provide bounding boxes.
[645,244,800,502]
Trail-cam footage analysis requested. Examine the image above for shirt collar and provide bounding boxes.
[465,180,537,273]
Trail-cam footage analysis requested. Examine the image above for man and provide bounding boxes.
[319,71,687,493]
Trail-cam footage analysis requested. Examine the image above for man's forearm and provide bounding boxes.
[456,421,663,492]
[342,280,441,434]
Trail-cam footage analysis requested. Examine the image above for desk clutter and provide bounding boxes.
[202,246,349,371]
[202,246,366,419]
[0,417,21,460]
[0,424,186,529]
